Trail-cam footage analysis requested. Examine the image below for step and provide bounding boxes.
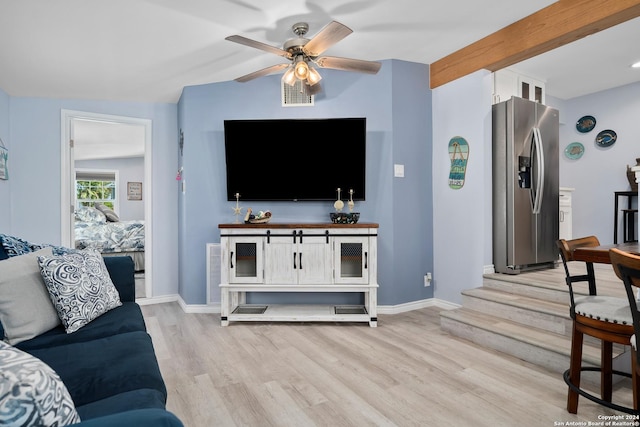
[482,274,571,305]
[461,287,571,336]
[440,307,628,377]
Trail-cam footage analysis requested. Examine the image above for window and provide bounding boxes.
[75,170,118,211]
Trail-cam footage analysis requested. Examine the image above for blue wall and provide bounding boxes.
[558,82,640,244]
[432,70,493,305]
[5,97,179,298]
[178,59,434,306]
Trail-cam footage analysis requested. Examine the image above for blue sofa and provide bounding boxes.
[0,243,183,426]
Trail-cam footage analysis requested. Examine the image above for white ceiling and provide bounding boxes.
[73,119,145,161]
[2,0,638,105]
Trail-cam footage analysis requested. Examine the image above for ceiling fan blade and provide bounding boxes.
[234,63,290,83]
[316,56,381,74]
[303,21,353,57]
[225,35,292,59]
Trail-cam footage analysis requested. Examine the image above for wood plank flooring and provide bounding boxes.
[141,291,635,426]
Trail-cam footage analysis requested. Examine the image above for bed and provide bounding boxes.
[74,205,145,271]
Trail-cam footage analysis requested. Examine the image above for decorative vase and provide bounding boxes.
[627,164,638,191]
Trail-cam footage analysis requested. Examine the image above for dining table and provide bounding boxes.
[572,241,640,264]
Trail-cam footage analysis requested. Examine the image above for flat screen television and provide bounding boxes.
[224,118,366,201]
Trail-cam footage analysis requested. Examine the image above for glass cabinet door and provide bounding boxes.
[333,237,369,284]
[228,237,263,283]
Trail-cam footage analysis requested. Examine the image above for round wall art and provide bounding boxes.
[564,142,584,160]
[576,115,596,133]
[595,129,617,147]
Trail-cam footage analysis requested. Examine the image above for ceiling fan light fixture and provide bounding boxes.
[282,67,296,86]
[294,57,309,80]
[307,66,322,86]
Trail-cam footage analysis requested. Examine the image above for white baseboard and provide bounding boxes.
[136,294,179,306]
[159,297,459,315]
[178,296,220,314]
[484,264,495,274]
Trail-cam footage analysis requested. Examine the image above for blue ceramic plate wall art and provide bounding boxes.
[595,129,617,147]
[564,142,585,160]
[576,115,596,133]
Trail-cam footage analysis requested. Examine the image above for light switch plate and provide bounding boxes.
[394,164,405,178]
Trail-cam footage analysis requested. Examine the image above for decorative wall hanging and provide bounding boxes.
[564,142,584,160]
[576,115,596,133]
[127,182,142,200]
[0,137,7,180]
[448,136,469,190]
[595,129,617,147]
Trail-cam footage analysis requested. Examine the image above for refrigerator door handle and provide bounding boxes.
[531,127,545,214]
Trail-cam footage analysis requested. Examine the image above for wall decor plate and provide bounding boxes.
[576,115,596,133]
[596,129,617,147]
[564,142,584,160]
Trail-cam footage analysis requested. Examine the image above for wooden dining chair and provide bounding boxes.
[557,237,635,414]
[609,248,640,412]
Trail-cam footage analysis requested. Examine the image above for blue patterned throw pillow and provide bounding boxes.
[0,340,81,426]
[0,234,47,257]
[37,249,122,334]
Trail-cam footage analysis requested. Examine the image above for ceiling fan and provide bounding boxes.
[225,21,381,94]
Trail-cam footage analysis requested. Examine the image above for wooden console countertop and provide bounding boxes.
[219,222,379,229]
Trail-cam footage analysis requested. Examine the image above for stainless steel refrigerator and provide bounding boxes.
[493,96,559,274]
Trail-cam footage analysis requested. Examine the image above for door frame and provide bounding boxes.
[60,109,153,298]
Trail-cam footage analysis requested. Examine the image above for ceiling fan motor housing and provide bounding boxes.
[283,38,310,56]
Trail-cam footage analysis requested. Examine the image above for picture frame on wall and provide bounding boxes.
[0,138,8,180]
[127,181,142,200]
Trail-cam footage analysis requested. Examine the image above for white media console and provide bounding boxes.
[218,223,379,327]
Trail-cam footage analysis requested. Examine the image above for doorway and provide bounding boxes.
[61,110,152,299]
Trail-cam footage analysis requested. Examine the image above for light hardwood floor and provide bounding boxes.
[141,297,635,427]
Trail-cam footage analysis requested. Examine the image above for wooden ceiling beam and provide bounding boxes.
[430,0,640,89]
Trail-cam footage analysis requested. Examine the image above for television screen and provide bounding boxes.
[224,118,366,201]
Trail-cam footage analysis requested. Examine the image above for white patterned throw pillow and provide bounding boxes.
[38,249,122,334]
[0,340,81,426]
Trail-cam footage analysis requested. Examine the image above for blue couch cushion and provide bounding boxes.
[103,256,136,302]
[70,408,183,427]
[28,331,167,407]
[16,302,146,351]
[76,388,166,421]
[0,241,8,260]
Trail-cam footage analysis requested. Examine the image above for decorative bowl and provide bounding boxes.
[330,212,360,224]
[248,217,271,224]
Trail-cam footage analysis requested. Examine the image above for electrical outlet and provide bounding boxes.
[424,272,432,287]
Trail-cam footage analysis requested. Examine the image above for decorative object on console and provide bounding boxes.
[330,212,360,224]
[595,129,617,147]
[348,188,355,212]
[564,142,585,160]
[576,115,596,133]
[244,208,272,224]
[334,188,344,212]
[225,21,381,96]
[233,192,243,224]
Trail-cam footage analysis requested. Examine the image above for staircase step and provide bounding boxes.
[482,273,571,304]
[440,307,625,376]
[440,267,632,382]
[461,287,571,336]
